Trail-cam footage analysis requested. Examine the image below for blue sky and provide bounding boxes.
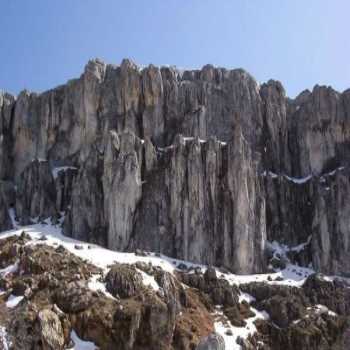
[1,0,349,97]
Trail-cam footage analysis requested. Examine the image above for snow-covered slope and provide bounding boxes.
[3,212,319,288]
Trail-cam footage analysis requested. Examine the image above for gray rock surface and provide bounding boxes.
[1,59,350,275]
[15,159,57,224]
[196,333,225,350]
[0,182,12,231]
[37,309,65,350]
[105,263,144,298]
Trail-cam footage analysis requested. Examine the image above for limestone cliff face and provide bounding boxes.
[1,59,350,275]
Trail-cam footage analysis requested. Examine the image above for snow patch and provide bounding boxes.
[0,218,316,289]
[137,269,160,291]
[284,174,312,184]
[267,237,311,257]
[87,275,116,300]
[0,261,19,277]
[52,166,78,179]
[289,236,312,253]
[307,304,337,317]
[183,136,194,141]
[0,326,12,350]
[8,208,19,229]
[0,219,177,276]
[323,166,345,177]
[263,166,346,185]
[68,330,98,350]
[214,304,269,350]
[262,170,278,178]
[32,158,47,163]
[238,292,256,303]
[6,295,24,308]
[223,264,313,288]
[0,213,332,293]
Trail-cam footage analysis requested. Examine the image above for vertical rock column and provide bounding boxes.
[15,159,58,224]
[225,129,266,273]
[0,182,12,230]
[312,169,350,276]
[103,130,143,251]
[0,92,15,180]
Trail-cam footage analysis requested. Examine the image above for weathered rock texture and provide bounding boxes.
[1,59,350,275]
[1,235,348,350]
[0,236,215,350]
[0,182,12,231]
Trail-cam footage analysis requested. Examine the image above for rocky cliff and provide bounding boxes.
[1,58,350,276]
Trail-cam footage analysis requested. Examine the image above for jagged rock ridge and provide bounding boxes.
[1,58,350,275]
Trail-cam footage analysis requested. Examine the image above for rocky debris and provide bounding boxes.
[269,255,287,270]
[37,309,65,350]
[240,282,311,328]
[172,288,214,350]
[239,274,350,349]
[0,233,30,268]
[180,267,239,307]
[196,332,225,350]
[303,273,350,315]
[224,300,255,327]
[105,264,144,298]
[259,294,307,328]
[73,267,213,350]
[0,235,217,349]
[19,244,100,278]
[204,267,217,281]
[177,263,189,271]
[252,311,348,350]
[0,233,349,349]
[154,269,184,313]
[240,281,305,303]
[55,281,98,313]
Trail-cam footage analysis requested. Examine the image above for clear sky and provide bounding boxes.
[1,0,349,97]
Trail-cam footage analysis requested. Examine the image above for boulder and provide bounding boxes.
[105,264,144,298]
[37,309,65,350]
[196,333,225,350]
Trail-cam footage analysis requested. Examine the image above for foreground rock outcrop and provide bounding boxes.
[1,59,350,277]
[0,234,216,349]
[0,232,349,349]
